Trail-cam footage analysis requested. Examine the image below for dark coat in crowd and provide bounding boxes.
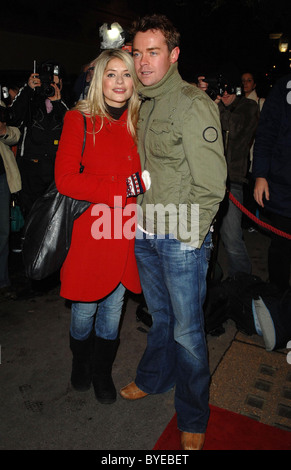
[218,96,258,184]
[252,73,291,218]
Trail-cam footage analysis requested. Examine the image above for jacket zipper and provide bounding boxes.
[142,97,155,170]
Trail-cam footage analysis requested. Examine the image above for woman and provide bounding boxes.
[0,102,21,298]
[241,72,265,110]
[55,49,146,404]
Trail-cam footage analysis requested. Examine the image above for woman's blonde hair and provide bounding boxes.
[75,49,140,141]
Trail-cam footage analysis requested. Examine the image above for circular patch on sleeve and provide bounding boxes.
[203,126,218,143]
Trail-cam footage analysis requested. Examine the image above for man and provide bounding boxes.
[73,59,96,101]
[217,84,259,276]
[253,73,291,292]
[119,14,227,450]
[10,62,68,218]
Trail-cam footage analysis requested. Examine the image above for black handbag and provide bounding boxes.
[22,113,91,280]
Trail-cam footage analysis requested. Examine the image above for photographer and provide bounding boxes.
[73,59,96,102]
[10,62,68,218]
[0,100,21,299]
[197,72,259,276]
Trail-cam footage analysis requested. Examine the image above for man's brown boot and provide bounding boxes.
[119,381,148,400]
[181,432,205,450]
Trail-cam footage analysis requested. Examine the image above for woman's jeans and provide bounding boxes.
[70,283,126,341]
[220,183,252,277]
[134,229,212,433]
[0,173,11,288]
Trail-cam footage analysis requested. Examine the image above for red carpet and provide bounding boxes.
[153,405,291,450]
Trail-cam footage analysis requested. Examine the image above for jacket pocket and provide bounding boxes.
[148,120,174,157]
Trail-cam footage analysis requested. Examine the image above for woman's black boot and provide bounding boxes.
[70,333,92,391]
[92,336,120,404]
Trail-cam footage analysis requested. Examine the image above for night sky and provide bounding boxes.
[1,0,291,96]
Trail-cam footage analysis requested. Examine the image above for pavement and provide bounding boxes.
[0,223,291,451]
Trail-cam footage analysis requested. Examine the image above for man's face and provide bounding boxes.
[133,29,179,86]
[221,92,236,106]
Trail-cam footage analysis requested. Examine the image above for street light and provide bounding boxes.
[279,35,289,53]
[99,22,125,50]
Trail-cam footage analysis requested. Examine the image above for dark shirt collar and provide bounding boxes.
[106,102,128,120]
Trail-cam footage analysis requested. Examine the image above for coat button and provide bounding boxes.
[128,155,132,160]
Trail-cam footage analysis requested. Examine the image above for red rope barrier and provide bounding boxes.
[228,191,291,240]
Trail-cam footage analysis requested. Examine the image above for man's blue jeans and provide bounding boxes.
[70,283,126,341]
[220,183,252,277]
[134,229,212,433]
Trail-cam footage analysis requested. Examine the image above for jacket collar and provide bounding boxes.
[138,63,181,100]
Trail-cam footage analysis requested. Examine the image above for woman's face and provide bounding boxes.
[242,73,255,96]
[103,57,134,108]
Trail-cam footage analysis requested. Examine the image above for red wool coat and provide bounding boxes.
[54,109,142,301]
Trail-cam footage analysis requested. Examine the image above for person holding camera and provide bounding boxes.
[73,59,96,102]
[217,76,259,277]
[0,100,21,299]
[197,71,259,276]
[10,63,68,218]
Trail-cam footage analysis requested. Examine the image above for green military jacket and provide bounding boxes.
[136,63,227,248]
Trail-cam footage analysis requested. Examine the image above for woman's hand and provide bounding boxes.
[28,73,41,90]
[49,82,62,102]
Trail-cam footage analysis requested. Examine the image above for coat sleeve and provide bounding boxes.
[252,82,284,179]
[0,126,21,146]
[182,95,227,246]
[55,110,128,207]
[9,85,33,127]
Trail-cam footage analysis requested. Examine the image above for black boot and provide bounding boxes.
[92,336,120,404]
[70,333,92,391]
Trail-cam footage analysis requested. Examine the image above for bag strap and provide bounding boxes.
[79,112,87,174]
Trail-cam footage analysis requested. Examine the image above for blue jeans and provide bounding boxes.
[70,283,126,341]
[0,173,11,288]
[220,183,252,277]
[134,229,212,433]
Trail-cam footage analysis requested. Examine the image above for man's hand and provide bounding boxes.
[197,75,221,103]
[197,76,208,92]
[254,177,269,207]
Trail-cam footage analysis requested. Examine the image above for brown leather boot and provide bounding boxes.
[181,432,205,450]
[119,381,148,400]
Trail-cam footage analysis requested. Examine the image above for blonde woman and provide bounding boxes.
[55,49,146,404]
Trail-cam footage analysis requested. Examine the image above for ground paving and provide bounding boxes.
[1,227,290,450]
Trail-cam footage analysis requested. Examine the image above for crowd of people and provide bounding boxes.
[0,13,290,451]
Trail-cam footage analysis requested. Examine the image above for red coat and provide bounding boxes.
[55,109,142,301]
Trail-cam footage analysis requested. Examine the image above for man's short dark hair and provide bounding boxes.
[131,14,180,52]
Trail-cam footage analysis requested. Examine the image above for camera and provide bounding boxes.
[38,63,60,98]
[1,86,9,101]
[204,74,242,101]
[0,86,12,123]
